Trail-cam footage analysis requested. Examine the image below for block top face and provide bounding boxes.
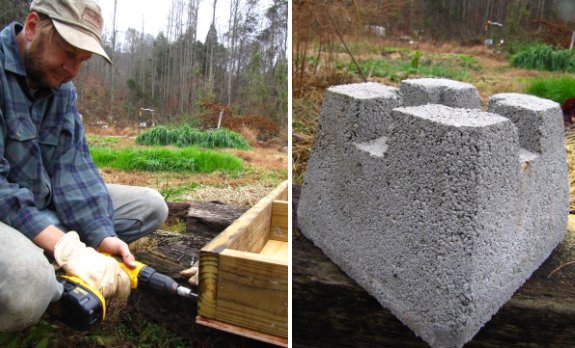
[489,93,560,111]
[402,77,477,91]
[395,104,510,128]
[328,82,400,100]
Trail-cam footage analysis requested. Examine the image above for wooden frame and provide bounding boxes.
[197,181,288,346]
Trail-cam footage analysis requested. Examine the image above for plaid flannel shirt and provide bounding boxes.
[0,23,115,247]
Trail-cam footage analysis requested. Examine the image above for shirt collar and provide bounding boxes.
[1,22,26,77]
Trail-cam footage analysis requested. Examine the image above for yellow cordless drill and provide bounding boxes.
[50,258,197,331]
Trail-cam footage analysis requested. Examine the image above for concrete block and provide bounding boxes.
[400,78,482,109]
[298,79,569,348]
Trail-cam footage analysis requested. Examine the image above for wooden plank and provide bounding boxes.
[196,316,288,347]
[292,184,575,347]
[260,240,288,261]
[201,182,288,255]
[270,200,288,241]
[198,181,288,329]
[197,250,220,319]
[214,249,288,338]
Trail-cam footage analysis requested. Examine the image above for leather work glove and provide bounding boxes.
[180,261,199,287]
[54,232,131,300]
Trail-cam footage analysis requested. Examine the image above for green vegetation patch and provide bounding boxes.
[90,146,244,173]
[136,125,250,150]
[86,135,121,146]
[511,44,575,73]
[337,51,480,82]
[160,183,200,201]
[525,77,575,105]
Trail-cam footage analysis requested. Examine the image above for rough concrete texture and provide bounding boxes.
[297,79,569,348]
[401,78,482,109]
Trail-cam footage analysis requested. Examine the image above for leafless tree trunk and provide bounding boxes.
[109,0,118,122]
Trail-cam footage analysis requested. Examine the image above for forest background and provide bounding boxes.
[1,0,288,142]
[293,0,575,183]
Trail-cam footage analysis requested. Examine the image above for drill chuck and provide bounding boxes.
[137,265,179,295]
[137,265,197,298]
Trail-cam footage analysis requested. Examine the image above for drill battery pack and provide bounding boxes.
[49,275,106,331]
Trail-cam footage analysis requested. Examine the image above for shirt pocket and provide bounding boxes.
[4,114,53,207]
[5,113,41,181]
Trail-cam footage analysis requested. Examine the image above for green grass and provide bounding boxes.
[338,52,480,82]
[159,183,200,201]
[90,146,244,173]
[525,76,575,104]
[511,44,575,73]
[86,135,121,146]
[136,126,250,150]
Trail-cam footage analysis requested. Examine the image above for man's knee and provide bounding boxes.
[0,232,61,331]
[141,187,169,231]
[108,184,168,242]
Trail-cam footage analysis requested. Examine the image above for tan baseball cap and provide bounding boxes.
[30,0,111,64]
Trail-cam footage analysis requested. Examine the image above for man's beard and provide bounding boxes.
[24,36,58,90]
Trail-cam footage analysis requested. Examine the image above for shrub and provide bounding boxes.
[525,77,575,105]
[136,126,250,150]
[511,44,575,73]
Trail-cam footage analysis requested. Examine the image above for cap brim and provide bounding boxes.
[52,20,112,64]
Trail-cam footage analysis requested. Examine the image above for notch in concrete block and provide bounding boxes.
[401,78,482,109]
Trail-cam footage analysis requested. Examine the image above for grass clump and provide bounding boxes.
[136,125,250,150]
[339,52,479,82]
[525,77,575,104]
[159,183,200,201]
[90,146,244,173]
[511,44,575,73]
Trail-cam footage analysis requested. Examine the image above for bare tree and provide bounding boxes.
[108,0,118,121]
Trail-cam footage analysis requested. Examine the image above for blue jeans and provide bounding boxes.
[0,184,168,332]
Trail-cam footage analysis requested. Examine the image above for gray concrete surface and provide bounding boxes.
[297,79,569,348]
[401,78,482,109]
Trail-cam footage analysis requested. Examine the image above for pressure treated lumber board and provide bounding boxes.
[197,316,287,347]
[292,185,575,347]
[216,249,288,337]
[260,240,288,261]
[270,200,288,242]
[198,181,289,341]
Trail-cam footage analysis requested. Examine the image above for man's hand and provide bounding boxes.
[97,236,136,269]
[54,232,131,299]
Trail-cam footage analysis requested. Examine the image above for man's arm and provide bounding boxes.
[32,224,64,254]
[48,86,135,267]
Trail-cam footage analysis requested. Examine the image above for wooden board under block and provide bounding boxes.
[198,181,289,344]
[196,316,288,347]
